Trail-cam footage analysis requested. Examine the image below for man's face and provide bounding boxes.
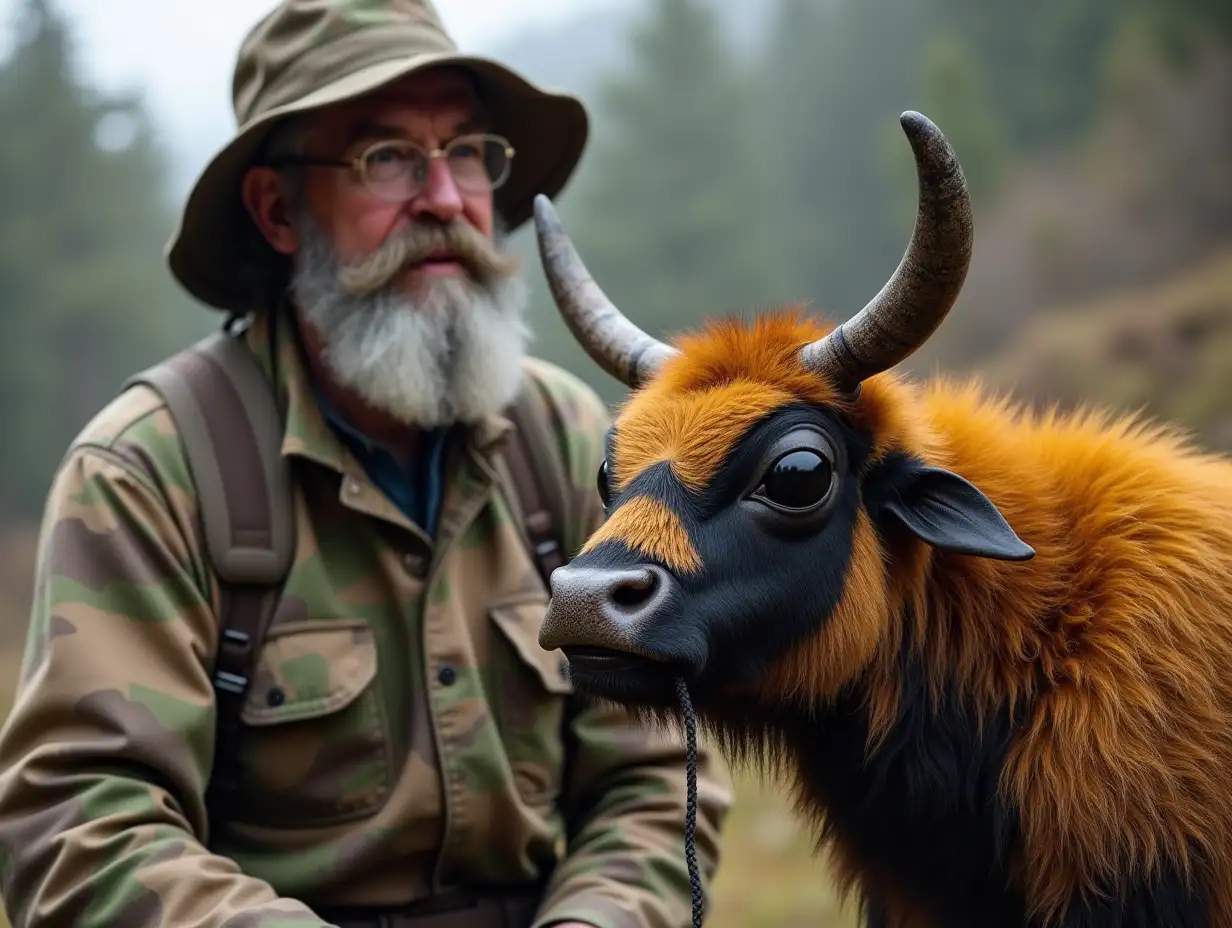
[244,66,530,429]
[297,67,498,269]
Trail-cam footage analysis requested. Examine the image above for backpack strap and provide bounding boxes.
[501,377,576,587]
[122,326,296,829]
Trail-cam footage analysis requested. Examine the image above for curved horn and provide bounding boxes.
[532,194,679,389]
[800,111,974,393]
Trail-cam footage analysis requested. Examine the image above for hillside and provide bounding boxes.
[978,244,1232,451]
[906,34,1232,374]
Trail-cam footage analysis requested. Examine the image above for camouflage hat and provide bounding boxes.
[165,0,589,313]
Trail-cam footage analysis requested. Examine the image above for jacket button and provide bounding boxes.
[437,664,456,686]
[403,552,427,578]
[266,686,286,707]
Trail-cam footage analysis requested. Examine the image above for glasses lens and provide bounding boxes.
[447,135,512,191]
[361,142,421,201]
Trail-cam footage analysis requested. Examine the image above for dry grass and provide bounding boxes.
[708,764,861,927]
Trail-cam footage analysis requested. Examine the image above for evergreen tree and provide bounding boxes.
[875,29,1010,228]
[0,0,207,520]
[925,0,1151,150]
[757,0,934,321]
[517,0,791,406]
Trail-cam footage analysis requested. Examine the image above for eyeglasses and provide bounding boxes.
[267,133,516,203]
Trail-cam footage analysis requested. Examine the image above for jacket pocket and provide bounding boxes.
[488,594,574,807]
[227,617,394,828]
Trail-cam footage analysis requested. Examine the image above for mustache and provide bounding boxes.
[335,219,521,295]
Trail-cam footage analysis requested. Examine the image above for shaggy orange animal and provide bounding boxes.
[530,113,1232,928]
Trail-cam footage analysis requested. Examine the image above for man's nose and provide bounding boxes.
[407,155,463,223]
[539,564,676,653]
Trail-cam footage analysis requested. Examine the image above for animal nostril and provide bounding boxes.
[610,570,659,611]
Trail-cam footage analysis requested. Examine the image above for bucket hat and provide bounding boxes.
[166,0,590,313]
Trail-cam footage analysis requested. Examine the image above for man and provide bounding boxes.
[0,1,732,926]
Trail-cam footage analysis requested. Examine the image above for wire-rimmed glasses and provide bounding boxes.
[267,133,515,202]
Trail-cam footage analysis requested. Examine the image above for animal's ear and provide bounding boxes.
[866,457,1035,561]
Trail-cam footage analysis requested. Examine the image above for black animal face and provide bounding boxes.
[540,399,1034,713]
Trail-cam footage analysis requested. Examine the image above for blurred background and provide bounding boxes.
[0,0,1229,924]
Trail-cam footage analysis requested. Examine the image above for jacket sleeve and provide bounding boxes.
[0,443,333,928]
[521,365,734,928]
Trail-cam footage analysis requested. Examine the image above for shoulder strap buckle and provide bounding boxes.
[502,376,575,589]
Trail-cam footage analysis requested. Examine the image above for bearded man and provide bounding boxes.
[0,2,732,926]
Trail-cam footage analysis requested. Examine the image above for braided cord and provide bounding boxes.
[675,676,704,928]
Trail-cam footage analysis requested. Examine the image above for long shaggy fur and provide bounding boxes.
[609,306,1232,926]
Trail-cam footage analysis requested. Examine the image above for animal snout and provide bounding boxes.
[539,564,677,654]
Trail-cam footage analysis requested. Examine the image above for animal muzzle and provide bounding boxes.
[540,563,679,665]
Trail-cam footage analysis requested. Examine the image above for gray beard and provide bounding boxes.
[288,214,531,429]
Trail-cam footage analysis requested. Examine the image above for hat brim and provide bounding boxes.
[166,52,589,313]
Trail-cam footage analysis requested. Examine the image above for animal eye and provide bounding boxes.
[753,449,833,512]
[596,458,613,510]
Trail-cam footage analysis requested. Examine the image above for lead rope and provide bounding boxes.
[675,676,704,928]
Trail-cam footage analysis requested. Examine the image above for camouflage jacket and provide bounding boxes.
[0,306,732,927]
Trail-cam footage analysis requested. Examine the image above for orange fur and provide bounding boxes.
[582,496,702,574]
[607,306,1232,925]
